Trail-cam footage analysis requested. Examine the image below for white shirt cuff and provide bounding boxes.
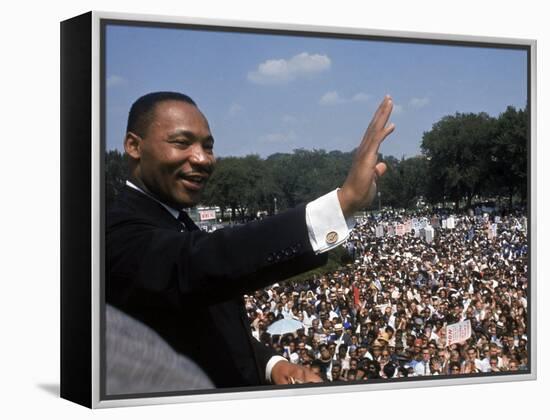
[266,356,288,383]
[306,189,356,254]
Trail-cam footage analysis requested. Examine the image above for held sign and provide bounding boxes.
[446,320,472,347]
[199,210,217,221]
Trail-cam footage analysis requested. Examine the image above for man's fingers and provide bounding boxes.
[303,371,323,383]
[366,121,395,160]
[375,161,387,177]
[374,95,392,124]
[372,96,394,132]
[289,367,323,384]
[372,122,396,152]
[360,95,392,149]
[362,106,395,159]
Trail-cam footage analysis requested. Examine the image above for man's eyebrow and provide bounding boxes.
[167,129,215,143]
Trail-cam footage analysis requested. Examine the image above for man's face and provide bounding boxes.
[422,349,431,362]
[131,100,215,208]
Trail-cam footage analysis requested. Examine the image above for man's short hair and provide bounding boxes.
[126,91,197,137]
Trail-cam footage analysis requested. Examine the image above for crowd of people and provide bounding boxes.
[244,208,529,382]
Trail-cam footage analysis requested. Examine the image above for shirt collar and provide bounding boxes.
[126,180,180,220]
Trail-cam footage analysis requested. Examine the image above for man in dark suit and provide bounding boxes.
[106,91,395,390]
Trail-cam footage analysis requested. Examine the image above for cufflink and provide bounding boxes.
[326,231,339,244]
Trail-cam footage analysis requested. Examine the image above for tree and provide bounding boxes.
[267,149,351,211]
[201,155,279,221]
[421,112,496,209]
[487,106,528,207]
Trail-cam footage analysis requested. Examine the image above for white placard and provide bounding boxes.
[396,224,405,236]
[446,320,472,346]
[424,226,434,243]
[447,216,455,229]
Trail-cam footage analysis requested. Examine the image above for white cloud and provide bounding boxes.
[320,91,372,106]
[106,75,127,88]
[248,52,331,85]
[409,97,430,108]
[392,104,404,115]
[319,91,346,106]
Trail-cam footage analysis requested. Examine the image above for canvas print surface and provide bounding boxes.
[102,20,530,399]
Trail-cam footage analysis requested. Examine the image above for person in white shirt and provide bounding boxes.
[414,348,432,376]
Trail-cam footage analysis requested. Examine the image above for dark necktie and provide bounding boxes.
[177,210,198,231]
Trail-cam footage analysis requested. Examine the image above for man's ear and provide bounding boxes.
[124,132,142,160]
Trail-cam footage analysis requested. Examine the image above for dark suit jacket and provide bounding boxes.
[106,186,327,388]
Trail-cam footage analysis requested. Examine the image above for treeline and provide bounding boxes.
[421,106,528,210]
[105,105,527,216]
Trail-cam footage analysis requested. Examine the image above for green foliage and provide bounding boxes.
[487,106,528,205]
[377,154,428,209]
[421,112,497,208]
[266,149,351,210]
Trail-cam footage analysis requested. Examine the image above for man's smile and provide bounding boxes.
[178,172,209,191]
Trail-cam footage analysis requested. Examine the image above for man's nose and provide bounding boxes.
[189,143,213,166]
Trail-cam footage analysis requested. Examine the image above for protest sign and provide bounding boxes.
[199,210,217,221]
[424,226,434,244]
[488,223,497,240]
[447,216,455,229]
[446,320,472,347]
[396,224,405,236]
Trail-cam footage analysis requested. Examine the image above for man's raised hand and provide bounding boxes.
[337,95,395,218]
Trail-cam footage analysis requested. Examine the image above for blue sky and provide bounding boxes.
[105,24,528,158]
